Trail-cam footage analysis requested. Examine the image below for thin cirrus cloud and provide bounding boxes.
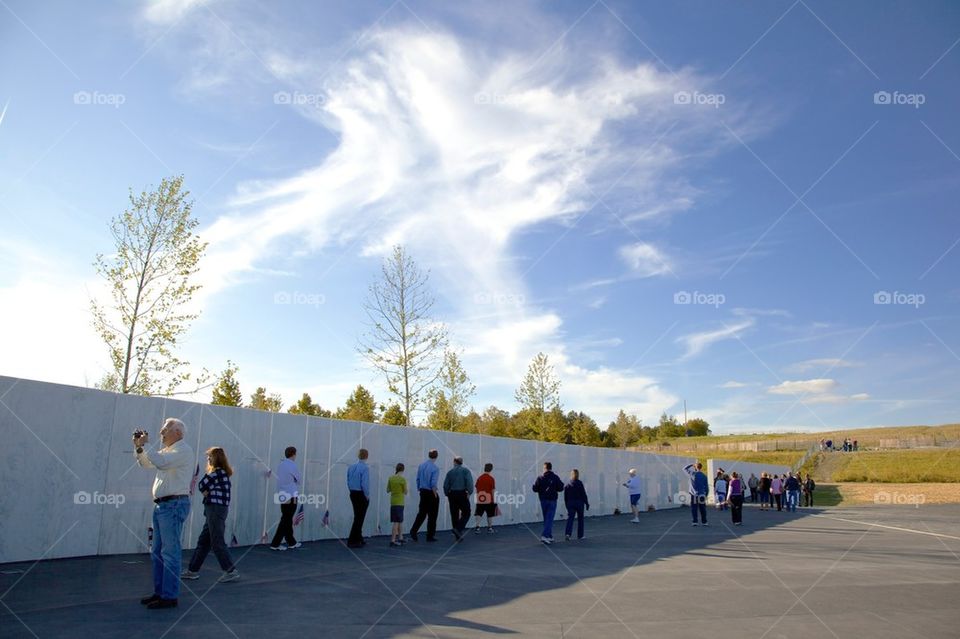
[166,21,743,422]
[676,318,755,360]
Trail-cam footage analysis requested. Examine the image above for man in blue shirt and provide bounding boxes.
[346,449,370,548]
[409,449,440,542]
[683,462,709,526]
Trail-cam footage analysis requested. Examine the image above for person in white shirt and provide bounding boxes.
[270,446,302,550]
[134,418,195,610]
[623,469,642,523]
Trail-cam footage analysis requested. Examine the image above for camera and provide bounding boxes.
[133,428,148,440]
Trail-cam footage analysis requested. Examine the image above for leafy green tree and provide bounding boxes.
[514,352,562,442]
[211,361,242,406]
[91,175,208,395]
[249,386,283,412]
[380,403,407,426]
[480,406,512,437]
[656,412,685,438]
[458,409,483,434]
[685,417,711,437]
[288,392,331,417]
[335,385,379,423]
[606,410,643,448]
[569,411,602,447]
[426,350,476,431]
[359,245,447,425]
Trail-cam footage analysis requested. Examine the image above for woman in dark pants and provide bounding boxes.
[182,447,239,582]
[564,469,590,540]
[726,471,745,525]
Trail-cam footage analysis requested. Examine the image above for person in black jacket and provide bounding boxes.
[532,462,564,544]
[802,474,816,507]
[563,469,590,541]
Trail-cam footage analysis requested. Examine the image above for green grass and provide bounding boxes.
[649,423,960,448]
[810,484,843,506]
[828,449,960,483]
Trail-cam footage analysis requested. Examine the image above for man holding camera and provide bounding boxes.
[133,418,195,609]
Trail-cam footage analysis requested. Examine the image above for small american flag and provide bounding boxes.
[321,510,330,527]
[293,504,305,526]
[230,534,239,547]
[189,463,200,495]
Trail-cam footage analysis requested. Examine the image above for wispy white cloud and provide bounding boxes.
[786,357,858,373]
[719,380,750,388]
[676,318,754,359]
[618,242,673,278]
[767,378,837,395]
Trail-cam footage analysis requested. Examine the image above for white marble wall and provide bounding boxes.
[0,375,695,563]
[706,458,791,502]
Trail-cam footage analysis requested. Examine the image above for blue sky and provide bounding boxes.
[1,0,958,432]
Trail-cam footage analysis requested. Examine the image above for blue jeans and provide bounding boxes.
[565,502,585,538]
[786,490,799,512]
[152,497,191,600]
[690,494,707,523]
[540,498,558,538]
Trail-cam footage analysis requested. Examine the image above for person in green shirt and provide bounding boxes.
[386,463,408,547]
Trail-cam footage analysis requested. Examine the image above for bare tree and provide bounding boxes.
[91,175,207,395]
[359,245,447,425]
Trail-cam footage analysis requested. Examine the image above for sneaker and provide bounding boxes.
[147,598,178,609]
[487,527,495,534]
[398,537,407,544]
[631,517,640,523]
[565,535,571,541]
[691,522,699,526]
[289,542,303,549]
[140,594,160,605]
[218,570,240,583]
[540,535,550,544]
[390,540,401,547]
[180,570,200,580]
[702,522,709,527]
[270,545,287,551]
[474,527,481,535]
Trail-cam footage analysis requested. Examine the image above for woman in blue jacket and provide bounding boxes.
[564,469,590,541]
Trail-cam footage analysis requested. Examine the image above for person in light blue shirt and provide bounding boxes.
[270,446,302,550]
[683,462,709,526]
[346,449,370,547]
[409,449,440,542]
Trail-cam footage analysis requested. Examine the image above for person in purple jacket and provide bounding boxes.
[532,462,565,544]
[563,469,590,541]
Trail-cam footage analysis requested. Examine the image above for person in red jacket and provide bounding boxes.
[473,463,497,534]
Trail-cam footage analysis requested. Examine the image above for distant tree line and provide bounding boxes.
[92,176,709,446]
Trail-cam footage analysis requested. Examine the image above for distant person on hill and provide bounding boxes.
[564,469,590,541]
[747,473,759,503]
[532,462,565,544]
[683,462,709,526]
[386,463,407,547]
[771,474,784,512]
[726,471,745,525]
[443,456,474,542]
[825,439,833,452]
[784,472,801,512]
[853,439,858,452]
[623,468,643,523]
[473,463,497,534]
[803,474,816,507]
[715,473,728,511]
[409,449,440,543]
[759,472,772,510]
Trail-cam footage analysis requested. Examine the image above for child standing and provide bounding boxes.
[387,463,408,547]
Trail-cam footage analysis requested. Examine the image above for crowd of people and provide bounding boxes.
[133,417,815,610]
[820,437,858,452]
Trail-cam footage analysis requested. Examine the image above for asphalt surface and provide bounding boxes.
[2,503,959,638]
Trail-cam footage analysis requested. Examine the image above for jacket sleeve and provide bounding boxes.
[443,472,451,495]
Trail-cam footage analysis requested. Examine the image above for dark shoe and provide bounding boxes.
[426,537,438,542]
[347,541,363,548]
[147,598,178,609]
[409,532,418,542]
[140,594,160,605]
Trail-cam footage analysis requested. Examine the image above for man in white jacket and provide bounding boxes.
[134,418,195,609]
